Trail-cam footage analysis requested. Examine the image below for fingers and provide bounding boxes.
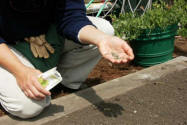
[33,78,51,96]
[111,52,129,63]
[24,91,29,97]
[23,79,51,100]
[26,90,37,100]
[102,47,134,64]
[17,67,50,100]
[103,52,117,63]
[29,86,45,100]
[23,86,44,100]
[99,36,134,64]
[102,51,128,64]
[122,42,134,60]
[26,89,44,100]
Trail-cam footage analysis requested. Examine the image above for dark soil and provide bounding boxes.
[0,37,187,117]
[45,69,187,125]
[85,36,187,90]
[174,36,187,57]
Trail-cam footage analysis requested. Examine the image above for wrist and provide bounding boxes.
[12,65,28,77]
[79,25,110,46]
[95,34,112,47]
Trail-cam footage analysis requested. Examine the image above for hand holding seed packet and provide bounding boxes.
[38,67,62,91]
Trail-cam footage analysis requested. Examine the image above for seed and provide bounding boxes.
[111,52,120,59]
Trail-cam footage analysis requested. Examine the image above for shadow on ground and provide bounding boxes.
[8,104,64,122]
[76,88,124,118]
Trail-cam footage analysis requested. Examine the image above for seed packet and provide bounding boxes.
[38,67,62,91]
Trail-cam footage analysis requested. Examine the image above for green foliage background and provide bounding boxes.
[112,0,187,41]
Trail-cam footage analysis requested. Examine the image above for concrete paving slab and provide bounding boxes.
[0,56,187,125]
[45,69,187,125]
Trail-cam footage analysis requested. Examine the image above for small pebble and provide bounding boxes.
[133,110,137,114]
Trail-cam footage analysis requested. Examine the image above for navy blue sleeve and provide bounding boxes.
[0,37,6,44]
[56,0,94,44]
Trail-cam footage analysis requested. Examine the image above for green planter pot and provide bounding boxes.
[130,24,178,67]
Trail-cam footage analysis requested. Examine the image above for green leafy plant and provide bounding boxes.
[175,0,187,37]
[112,0,187,41]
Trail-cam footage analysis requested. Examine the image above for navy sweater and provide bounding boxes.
[0,0,93,44]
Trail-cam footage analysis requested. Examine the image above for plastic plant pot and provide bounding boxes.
[130,24,178,67]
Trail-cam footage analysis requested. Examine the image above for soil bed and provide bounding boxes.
[0,37,187,117]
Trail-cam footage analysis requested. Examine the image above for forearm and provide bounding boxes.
[78,25,110,46]
[0,43,26,76]
[78,25,134,64]
[0,43,50,99]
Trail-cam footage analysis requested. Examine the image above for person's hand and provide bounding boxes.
[25,35,55,59]
[98,36,134,64]
[15,66,51,100]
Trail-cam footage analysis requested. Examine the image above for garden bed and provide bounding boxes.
[0,37,187,117]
